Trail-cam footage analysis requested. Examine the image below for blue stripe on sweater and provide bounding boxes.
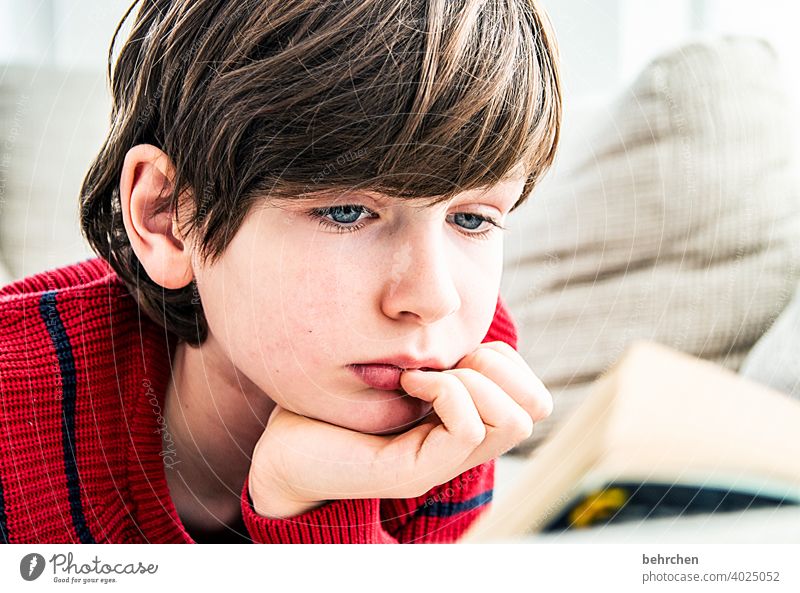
[39,291,96,544]
[414,489,493,518]
[0,473,7,543]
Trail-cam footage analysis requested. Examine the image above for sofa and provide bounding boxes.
[2,36,798,465]
[500,35,800,454]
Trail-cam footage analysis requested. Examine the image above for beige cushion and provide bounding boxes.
[740,280,800,399]
[0,64,109,281]
[502,36,800,454]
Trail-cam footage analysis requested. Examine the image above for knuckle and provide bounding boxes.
[488,340,515,356]
[511,413,534,440]
[439,371,469,394]
[457,347,493,372]
[517,386,553,422]
[459,422,486,447]
[470,347,496,371]
[497,410,533,441]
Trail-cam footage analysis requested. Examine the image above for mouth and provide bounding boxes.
[349,353,449,392]
[348,364,436,392]
[349,364,404,391]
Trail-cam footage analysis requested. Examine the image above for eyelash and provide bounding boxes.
[307,205,506,240]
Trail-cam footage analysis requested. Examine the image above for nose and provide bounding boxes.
[379,224,462,324]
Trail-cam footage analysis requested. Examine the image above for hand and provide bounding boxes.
[248,341,553,518]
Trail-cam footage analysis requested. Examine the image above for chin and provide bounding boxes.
[326,391,435,435]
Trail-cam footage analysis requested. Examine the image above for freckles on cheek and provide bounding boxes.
[266,267,339,360]
[290,264,371,366]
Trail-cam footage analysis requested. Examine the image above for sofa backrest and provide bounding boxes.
[0,63,110,284]
[501,36,800,451]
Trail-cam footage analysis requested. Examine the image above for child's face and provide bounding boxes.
[192,176,525,435]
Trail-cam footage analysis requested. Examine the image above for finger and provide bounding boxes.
[400,370,485,442]
[399,369,486,463]
[441,368,535,473]
[479,340,533,372]
[444,367,533,450]
[477,342,552,405]
[401,367,529,474]
[467,341,550,395]
[387,368,531,491]
[457,345,553,421]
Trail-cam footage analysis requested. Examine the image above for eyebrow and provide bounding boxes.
[270,183,521,212]
[274,191,447,210]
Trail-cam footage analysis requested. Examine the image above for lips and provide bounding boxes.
[349,355,449,392]
[349,364,407,391]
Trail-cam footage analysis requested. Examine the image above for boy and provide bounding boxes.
[0,0,560,543]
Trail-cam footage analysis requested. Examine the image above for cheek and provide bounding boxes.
[283,250,372,364]
[459,249,504,341]
[241,243,370,371]
[465,285,502,346]
[193,256,342,411]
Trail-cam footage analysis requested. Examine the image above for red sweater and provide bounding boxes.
[0,258,519,543]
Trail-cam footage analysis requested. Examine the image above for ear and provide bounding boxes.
[119,144,194,289]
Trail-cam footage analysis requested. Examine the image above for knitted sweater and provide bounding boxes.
[0,258,519,543]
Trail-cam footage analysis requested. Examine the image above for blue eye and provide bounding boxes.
[452,212,485,231]
[446,212,505,239]
[323,205,368,224]
[309,204,374,233]
[307,204,505,239]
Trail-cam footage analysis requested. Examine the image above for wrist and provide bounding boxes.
[248,473,323,519]
[252,495,325,519]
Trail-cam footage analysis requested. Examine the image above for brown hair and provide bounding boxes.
[80,0,561,346]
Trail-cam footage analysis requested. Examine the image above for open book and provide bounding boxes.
[463,341,800,542]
